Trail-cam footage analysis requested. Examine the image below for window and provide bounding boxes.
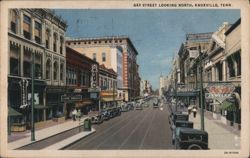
[35,21,41,44]
[60,63,64,81]
[227,57,235,78]
[235,52,241,76]
[23,15,31,39]
[46,59,51,79]
[53,61,58,80]
[45,29,50,49]
[60,36,64,54]
[10,10,18,33]
[93,53,96,61]
[9,45,19,75]
[34,54,42,79]
[102,52,106,62]
[53,33,57,52]
[23,48,31,77]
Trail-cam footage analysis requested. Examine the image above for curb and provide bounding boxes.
[14,123,87,150]
[60,129,96,150]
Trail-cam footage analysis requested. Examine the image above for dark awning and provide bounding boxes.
[175,91,198,97]
[8,107,22,117]
[220,100,237,111]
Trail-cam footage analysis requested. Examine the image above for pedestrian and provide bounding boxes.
[192,106,197,118]
[72,108,77,121]
[188,106,192,115]
[77,109,82,120]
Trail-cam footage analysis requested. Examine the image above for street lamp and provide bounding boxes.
[31,53,35,141]
[198,45,205,131]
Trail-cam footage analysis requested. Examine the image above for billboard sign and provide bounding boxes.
[205,82,235,103]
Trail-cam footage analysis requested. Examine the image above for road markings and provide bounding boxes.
[95,108,151,149]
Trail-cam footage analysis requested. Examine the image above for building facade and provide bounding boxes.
[8,9,67,130]
[159,75,170,96]
[66,36,140,102]
[65,46,99,117]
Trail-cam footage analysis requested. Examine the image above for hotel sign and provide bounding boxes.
[61,94,82,102]
[205,82,235,103]
[91,64,98,88]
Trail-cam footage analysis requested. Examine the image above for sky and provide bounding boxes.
[55,9,240,90]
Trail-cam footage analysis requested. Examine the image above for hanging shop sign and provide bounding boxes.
[19,79,29,108]
[205,82,235,103]
[61,94,82,102]
[91,64,98,88]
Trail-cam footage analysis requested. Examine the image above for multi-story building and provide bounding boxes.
[140,80,152,97]
[159,75,170,96]
[65,46,99,117]
[66,36,140,101]
[99,64,118,109]
[8,9,67,130]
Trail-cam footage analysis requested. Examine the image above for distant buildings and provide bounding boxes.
[66,36,140,101]
[159,75,170,96]
[140,80,152,97]
[166,19,241,129]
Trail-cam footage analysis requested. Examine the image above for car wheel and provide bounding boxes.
[187,144,202,150]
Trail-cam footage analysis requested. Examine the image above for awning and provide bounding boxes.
[220,100,237,111]
[34,104,48,109]
[75,100,93,108]
[175,91,198,97]
[8,107,22,117]
[101,98,119,102]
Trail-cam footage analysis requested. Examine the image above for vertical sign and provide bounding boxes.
[91,64,98,88]
[19,79,29,108]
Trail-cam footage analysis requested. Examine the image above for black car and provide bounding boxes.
[91,114,103,124]
[172,121,194,144]
[169,112,189,130]
[101,110,110,121]
[175,127,208,150]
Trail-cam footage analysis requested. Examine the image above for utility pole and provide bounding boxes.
[31,53,35,141]
[198,45,205,131]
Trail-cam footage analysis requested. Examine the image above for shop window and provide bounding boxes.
[10,10,18,34]
[35,21,41,44]
[227,57,235,78]
[46,59,51,80]
[23,15,31,40]
[102,52,106,62]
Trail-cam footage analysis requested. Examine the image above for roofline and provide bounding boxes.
[66,36,139,55]
[66,46,99,65]
[225,18,241,36]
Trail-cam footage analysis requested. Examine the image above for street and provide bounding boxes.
[65,98,173,150]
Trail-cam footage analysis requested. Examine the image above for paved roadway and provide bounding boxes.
[65,97,174,150]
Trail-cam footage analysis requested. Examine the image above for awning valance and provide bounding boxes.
[75,100,93,108]
[8,107,22,117]
[101,97,120,102]
[34,104,48,109]
[220,100,237,111]
[175,91,198,97]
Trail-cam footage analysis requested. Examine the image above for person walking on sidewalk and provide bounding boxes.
[188,105,192,115]
[72,109,77,121]
[192,106,197,118]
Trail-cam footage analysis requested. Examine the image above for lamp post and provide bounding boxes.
[198,45,205,131]
[31,53,35,141]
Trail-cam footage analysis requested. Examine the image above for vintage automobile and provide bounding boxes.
[153,102,159,108]
[169,112,189,130]
[101,110,111,121]
[91,114,103,124]
[174,127,209,150]
[135,103,143,110]
[172,121,194,144]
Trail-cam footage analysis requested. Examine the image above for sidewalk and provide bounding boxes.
[189,111,240,150]
[8,116,95,150]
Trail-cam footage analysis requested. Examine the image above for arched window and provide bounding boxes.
[53,61,58,80]
[10,10,18,33]
[53,33,57,52]
[45,29,50,49]
[60,36,64,54]
[46,59,51,79]
[60,63,64,81]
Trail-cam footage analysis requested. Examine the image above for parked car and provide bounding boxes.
[135,103,143,110]
[169,112,189,130]
[175,127,208,150]
[101,110,110,121]
[91,114,103,124]
[153,102,159,108]
[172,121,194,144]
